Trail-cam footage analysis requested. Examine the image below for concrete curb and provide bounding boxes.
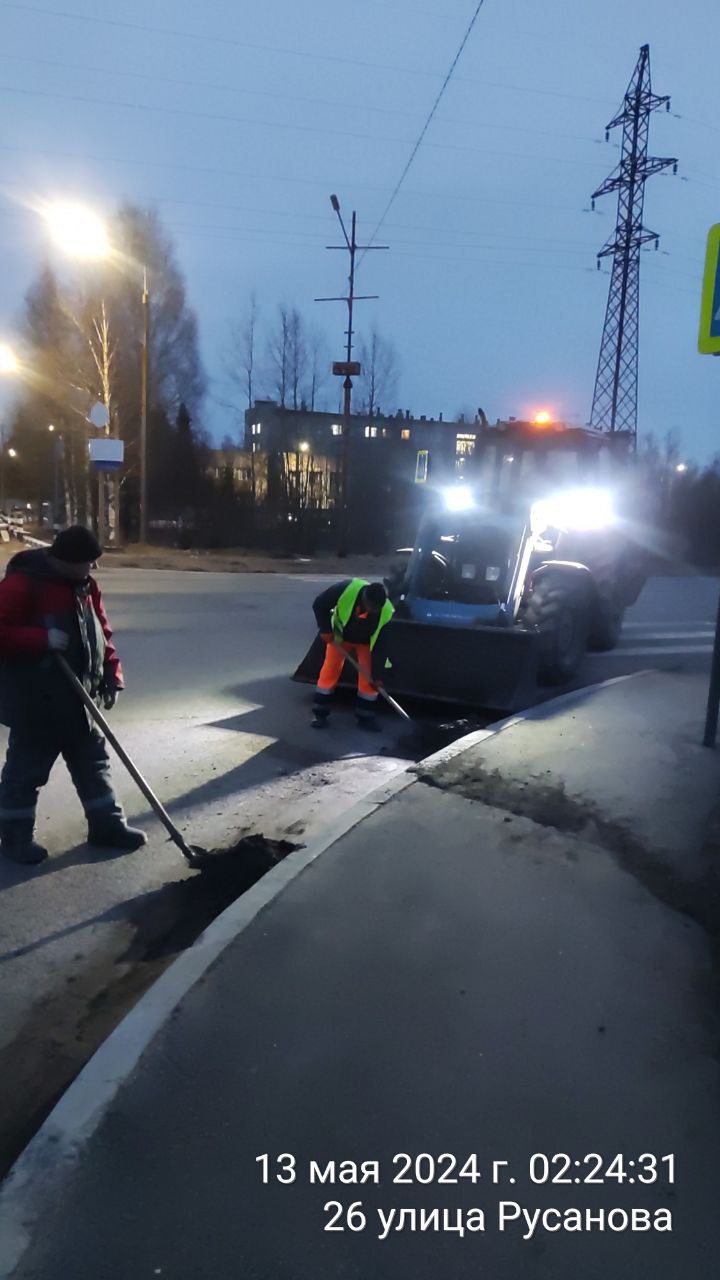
[416,668,652,770]
[0,667,651,1278]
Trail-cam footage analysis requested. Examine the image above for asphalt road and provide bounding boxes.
[0,568,716,1175]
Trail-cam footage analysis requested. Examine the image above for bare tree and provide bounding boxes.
[287,308,307,411]
[357,328,399,416]
[226,292,258,414]
[267,305,291,407]
[306,325,329,411]
[224,294,261,510]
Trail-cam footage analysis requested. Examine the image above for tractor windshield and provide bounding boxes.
[411,515,523,604]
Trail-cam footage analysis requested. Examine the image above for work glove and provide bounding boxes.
[102,688,120,711]
[47,627,69,652]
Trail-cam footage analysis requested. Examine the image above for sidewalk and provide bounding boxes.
[1,671,719,1279]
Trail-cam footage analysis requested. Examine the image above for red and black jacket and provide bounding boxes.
[0,549,122,730]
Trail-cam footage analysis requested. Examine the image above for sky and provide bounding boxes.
[0,0,719,460]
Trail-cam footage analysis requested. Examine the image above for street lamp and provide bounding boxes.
[0,343,19,375]
[41,201,150,543]
[42,201,111,261]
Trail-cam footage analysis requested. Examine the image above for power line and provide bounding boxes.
[0,80,604,171]
[360,0,488,261]
[0,185,608,247]
[0,51,602,146]
[0,82,608,173]
[0,2,614,107]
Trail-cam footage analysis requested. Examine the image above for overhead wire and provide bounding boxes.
[0,2,614,106]
[0,51,603,146]
[0,82,609,173]
[360,0,489,262]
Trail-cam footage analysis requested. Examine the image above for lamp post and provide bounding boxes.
[0,445,17,507]
[140,267,149,544]
[0,346,20,510]
[48,424,65,529]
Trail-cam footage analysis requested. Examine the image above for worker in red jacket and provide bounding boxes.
[0,526,146,866]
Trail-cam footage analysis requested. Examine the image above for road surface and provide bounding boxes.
[0,568,716,1174]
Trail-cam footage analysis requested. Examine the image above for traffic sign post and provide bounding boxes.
[89,439,124,548]
[89,439,124,470]
[699,224,720,743]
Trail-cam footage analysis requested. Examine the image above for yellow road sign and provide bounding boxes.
[699,223,720,354]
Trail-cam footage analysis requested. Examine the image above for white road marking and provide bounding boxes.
[596,644,712,657]
[622,631,713,641]
[623,620,713,629]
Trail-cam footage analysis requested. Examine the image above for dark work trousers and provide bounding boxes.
[0,724,120,828]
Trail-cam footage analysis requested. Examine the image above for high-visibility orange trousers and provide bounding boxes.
[316,641,377,700]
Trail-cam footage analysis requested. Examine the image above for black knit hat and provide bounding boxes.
[50,526,102,564]
[364,582,388,610]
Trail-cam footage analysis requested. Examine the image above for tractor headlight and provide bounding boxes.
[531,487,616,535]
[442,485,475,512]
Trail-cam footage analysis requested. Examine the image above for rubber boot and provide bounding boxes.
[0,819,48,866]
[87,811,147,851]
[356,716,381,733]
[312,693,332,729]
[355,700,381,733]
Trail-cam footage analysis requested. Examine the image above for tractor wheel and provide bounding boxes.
[588,600,625,652]
[524,574,589,685]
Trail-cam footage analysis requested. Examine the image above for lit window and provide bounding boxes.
[382,428,390,438]
[331,423,342,436]
[364,426,378,439]
[251,422,262,436]
[455,433,476,457]
[401,428,411,440]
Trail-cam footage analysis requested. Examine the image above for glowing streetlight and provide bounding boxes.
[0,343,19,375]
[533,410,552,426]
[299,441,310,453]
[43,201,111,261]
[7,447,17,459]
[675,462,687,473]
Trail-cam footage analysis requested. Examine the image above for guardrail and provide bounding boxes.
[0,515,50,549]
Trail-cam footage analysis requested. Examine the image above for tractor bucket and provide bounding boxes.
[292,620,539,713]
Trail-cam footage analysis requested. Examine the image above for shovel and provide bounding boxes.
[331,641,412,722]
[56,655,209,868]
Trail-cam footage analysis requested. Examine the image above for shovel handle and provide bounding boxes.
[330,641,412,723]
[55,655,197,864]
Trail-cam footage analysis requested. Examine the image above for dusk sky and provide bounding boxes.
[1,0,718,459]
